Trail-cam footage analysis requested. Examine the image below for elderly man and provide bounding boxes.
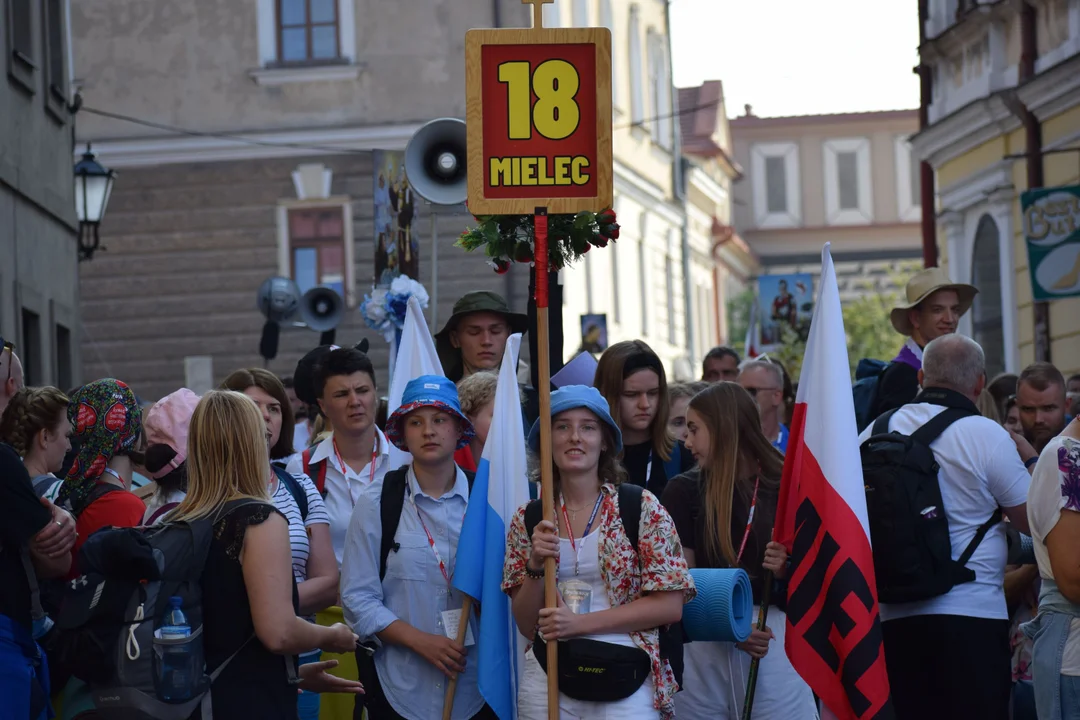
[737,359,788,453]
[701,346,740,383]
[859,334,1030,720]
[870,268,978,420]
[0,338,24,416]
[435,292,528,383]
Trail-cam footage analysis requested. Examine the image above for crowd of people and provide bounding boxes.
[1,272,1079,720]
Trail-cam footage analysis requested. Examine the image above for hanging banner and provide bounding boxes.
[1023,185,1080,301]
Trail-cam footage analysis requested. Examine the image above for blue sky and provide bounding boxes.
[670,0,921,118]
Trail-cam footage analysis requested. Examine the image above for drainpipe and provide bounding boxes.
[492,0,501,28]
[666,0,695,365]
[1018,1,1050,362]
[917,0,938,267]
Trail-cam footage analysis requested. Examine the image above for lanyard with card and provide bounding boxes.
[334,436,378,508]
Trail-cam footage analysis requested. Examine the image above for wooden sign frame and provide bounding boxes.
[464,27,613,215]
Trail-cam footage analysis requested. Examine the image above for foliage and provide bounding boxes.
[456,209,620,274]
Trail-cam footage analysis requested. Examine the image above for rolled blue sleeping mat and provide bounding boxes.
[682,568,753,643]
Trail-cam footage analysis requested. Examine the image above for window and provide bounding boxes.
[7,0,35,92]
[894,136,922,222]
[288,207,347,298]
[543,0,562,27]
[971,215,1005,377]
[751,142,801,228]
[55,324,72,391]
[277,0,339,63]
[43,0,66,119]
[823,137,873,225]
[647,31,672,149]
[638,215,649,336]
[572,0,589,26]
[628,5,644,125]
[20,309,41,386]
[599,0,619,110]
[764,157,787,214]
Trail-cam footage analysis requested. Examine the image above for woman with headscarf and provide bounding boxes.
[55,379,145,577]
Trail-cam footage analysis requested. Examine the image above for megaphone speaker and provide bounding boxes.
[405,118,468,205]
[300,286,344,333]
[257,276,302,324]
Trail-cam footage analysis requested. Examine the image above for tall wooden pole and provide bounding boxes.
[740,570,773,720]
[441,596,475,720]
[533,207,559,719]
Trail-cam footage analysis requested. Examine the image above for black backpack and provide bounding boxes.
[523,484,685,688]
[271,464,309,521]
[861,407,1002,605]
[52,499,295,719]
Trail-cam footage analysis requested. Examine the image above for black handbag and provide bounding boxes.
[532,633,651,702]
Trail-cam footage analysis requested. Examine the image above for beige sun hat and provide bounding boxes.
[890,267,978,335]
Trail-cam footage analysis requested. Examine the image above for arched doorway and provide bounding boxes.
[971,214,1005,377]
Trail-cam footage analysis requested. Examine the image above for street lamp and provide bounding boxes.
[73,144,116,261]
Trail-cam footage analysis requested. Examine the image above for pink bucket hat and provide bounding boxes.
[143,388,200,479]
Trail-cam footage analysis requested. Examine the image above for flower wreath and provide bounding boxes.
[360,274,429,343]
[455,209,619,274]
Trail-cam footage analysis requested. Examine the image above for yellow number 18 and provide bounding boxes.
[498,59,581,141]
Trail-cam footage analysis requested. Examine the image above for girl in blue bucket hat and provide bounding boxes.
[503,385,696,720]
[340,375,500,720]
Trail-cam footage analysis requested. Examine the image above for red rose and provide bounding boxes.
[581,243,591,254]
[597,209,616,224]
[494,260,511,275]
[514,242,533,263]
[609,226,620,240]
[595,236,609,248]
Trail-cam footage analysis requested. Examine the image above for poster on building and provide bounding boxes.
[757,273,813,350]
[373,150,418,285]
[1022,186,1080,301]
[578,313,608,355]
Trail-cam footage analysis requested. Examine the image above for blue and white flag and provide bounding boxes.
[452,333,529,720]
[387,295,444,415]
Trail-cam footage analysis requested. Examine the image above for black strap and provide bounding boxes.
[870,408,900,437]
[272,465,309,521]
[909,407,975,447]
[957,510,1003,567]
[378,466,476,581]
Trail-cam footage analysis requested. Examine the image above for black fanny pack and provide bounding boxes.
[532,633,651,702]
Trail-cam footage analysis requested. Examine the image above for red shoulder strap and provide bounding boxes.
[303,447,328,495]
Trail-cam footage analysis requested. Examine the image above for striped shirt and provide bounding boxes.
[270,471,330,586]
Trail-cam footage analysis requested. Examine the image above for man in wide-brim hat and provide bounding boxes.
[435,291,529,382]
[872,267,978,418]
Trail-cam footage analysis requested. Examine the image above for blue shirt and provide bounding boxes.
[773,424,789,455]
[340,465,482,720]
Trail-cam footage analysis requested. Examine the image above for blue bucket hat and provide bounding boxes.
[527,385,622,454]
[385,375,475,451]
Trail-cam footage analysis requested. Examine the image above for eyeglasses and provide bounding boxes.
[0,336,13,384]
[743,386,779,398]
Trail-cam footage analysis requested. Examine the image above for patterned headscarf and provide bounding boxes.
[58,379,143,513]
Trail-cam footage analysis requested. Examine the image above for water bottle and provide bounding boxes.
[156,596,197,702]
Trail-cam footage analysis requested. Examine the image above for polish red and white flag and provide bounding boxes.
[774,243,893,720]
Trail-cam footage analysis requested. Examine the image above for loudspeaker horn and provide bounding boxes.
[404,118,468,206]
[300,286,344,333]
[256,276,302,325]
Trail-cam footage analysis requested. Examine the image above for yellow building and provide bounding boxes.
[913,0,1080,377]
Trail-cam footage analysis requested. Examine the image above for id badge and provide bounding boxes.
[558,579,592,615]
[439,609,476,646]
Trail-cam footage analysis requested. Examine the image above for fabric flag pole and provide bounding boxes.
[449,333,530,720]
[387,295,445,415]
[773,243,893,720]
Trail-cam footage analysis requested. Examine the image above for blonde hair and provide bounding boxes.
[0,386,69,458]
[169,390,270,523]
[456,371,499,417]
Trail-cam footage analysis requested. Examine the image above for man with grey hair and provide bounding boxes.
[0,338,24,416]
[738,358,788,453]
[858,333,1031,719]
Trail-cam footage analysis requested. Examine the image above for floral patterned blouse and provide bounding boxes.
[502,483,696,719]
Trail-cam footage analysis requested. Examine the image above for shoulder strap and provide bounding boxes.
[661,448,682,484]
[146,501,180,526]
[870,408,900,437]
[910,407,974,447]
[463,468,475,494]
[617,483,644,552]
[524,498,543,539]
[272,466,308,521]
[302,446,329,496]
[957,510,1003,567]
[378,467,409,581]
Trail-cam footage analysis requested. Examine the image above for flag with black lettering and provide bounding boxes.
[774,244,893,720]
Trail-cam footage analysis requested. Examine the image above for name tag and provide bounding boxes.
[440,609,476,646]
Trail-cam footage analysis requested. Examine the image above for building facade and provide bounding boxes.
[1,0,80,389]
[730,109,924,303]
[913,0,1080,378]
[72,0,535,399]
[552,0,726,378]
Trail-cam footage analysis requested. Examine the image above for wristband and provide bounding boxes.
[524,561,545,579]
[1025,456,1039,469]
